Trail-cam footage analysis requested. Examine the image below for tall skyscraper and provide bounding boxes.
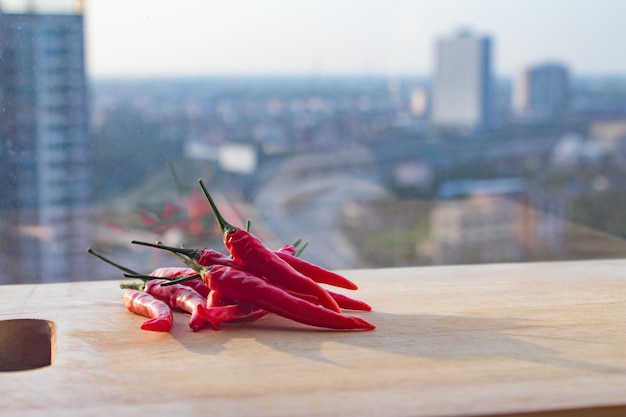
[431,29,492,132]
[513,63,570,120]
[0,8,91,283]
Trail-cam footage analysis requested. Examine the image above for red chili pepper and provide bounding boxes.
[122,289,173,332]
[178,276,211,299]
[149,266,211,298]
[206,288,231,306]
[198,180,342,313]
[123,279,208,331]
[196,302,268,330]
[274,251,358,290]
[326,290,372,311]
[139,279,207,332]
[89,248,210,330]
[274,243,370,309]
[150,266,197,277]
[275,238,304,257]
[206,277,319,305]
[90,247,213,299]
[128,275,269,330]
[276,244,297,256]
[198,265,375,331]
[228,228,343,312]
[132,240,324,304]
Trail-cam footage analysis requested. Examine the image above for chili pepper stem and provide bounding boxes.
[198,179,237,234]
[123,273,169,281]
[120,282,144,290]
[295,241,309,257]
[161,273,204,286]
[87,248,140,276]
[129,240,207,274]
[131,240,203,259]
[122,272,202,286]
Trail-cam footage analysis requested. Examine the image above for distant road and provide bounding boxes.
[251,133,564,270]
[253,152,388,270]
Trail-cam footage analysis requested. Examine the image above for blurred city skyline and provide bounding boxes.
[4,1,626,283]
[3,0,624,78]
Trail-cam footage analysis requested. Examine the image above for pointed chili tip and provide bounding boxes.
[358,318,376,331]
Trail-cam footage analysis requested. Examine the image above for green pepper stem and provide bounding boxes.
[295,241,309,257]
[122,272,202,286]
[87,248,140,276]
[197,179,238,234]
[119,282,144,290]
[137,242,204,273]
[130,240,202,259]
[123,273,170,281]
[160,273,203,286]
[130,240,207,274]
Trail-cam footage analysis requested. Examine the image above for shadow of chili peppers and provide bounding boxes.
[166,311,626,375]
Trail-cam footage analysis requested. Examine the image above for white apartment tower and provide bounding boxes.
[431,30,492,132]
[513,63,570,120]
[0,9,91,283]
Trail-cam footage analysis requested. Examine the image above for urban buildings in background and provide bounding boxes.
[513,63,570,121]
[2,3,626,282]
[430,29,493,133]
[418,178,567,265]
[0,8,91,284]
[85,23,626,271]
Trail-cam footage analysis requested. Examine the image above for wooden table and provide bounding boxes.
[2,259,625,416]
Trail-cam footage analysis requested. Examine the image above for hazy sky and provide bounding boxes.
[51,0,626,77]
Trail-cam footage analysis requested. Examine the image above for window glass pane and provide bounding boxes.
[2,1,626,284]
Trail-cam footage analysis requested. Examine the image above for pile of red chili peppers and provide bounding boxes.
[89,179,375,333]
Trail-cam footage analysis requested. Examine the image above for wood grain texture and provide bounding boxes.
[1,259,625,417]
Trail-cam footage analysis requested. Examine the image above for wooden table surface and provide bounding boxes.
[1,259,625,417]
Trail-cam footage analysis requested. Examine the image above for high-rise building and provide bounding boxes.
[431,29,492,132]
[513,63,570,120]
[0,8,91,283]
